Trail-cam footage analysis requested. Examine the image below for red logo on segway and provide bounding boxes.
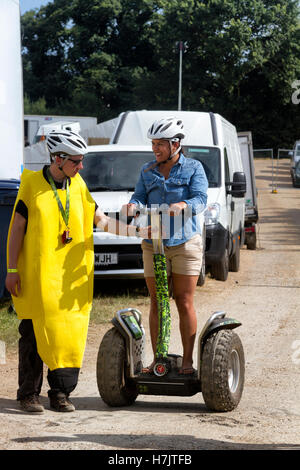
[154,362,168,376]
[156,364,165,375]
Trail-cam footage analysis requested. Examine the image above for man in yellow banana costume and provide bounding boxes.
[5,130,151,413]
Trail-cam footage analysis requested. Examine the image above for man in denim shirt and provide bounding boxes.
[123,117,208,375]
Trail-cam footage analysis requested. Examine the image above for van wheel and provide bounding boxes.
[96,327,138,407]
[197,253,206,286]
[210,247,229,281]
[229,239,240,272]
[197,233,206,286]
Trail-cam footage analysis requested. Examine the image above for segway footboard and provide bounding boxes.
[136,368,201,397]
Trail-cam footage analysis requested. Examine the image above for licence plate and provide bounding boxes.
[95,253,118,266]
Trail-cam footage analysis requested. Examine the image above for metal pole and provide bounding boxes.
[271,148,277,193]
[178,41,183,111]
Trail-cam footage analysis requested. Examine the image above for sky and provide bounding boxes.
[19,0,53,15]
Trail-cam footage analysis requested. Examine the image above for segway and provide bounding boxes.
[96,209,245,411]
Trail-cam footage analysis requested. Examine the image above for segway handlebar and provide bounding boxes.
[133,206,165,253]
[134,205,169,216]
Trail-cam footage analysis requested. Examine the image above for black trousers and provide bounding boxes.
[17,319,80,400]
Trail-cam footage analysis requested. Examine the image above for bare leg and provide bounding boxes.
[172,273,199,371]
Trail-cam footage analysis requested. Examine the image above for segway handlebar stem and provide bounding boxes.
[112,308,145,378]
[134,206,165,254]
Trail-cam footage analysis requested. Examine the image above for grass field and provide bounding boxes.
[0,279,150,350]
[0,298,19,349]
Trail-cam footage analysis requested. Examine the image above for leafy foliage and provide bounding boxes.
[21,0,300,148]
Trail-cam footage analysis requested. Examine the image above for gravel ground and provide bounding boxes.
[0,158,300,452]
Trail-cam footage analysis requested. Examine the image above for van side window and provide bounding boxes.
[224,147,230,183]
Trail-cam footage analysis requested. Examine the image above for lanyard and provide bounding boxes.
[47,168,70,228]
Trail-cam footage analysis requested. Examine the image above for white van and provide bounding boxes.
[110,110,246,281]
[80,144,206,285]
[79,145,158,279]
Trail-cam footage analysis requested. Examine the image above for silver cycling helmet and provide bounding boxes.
[147,117,185,161]
[46,130,88,157]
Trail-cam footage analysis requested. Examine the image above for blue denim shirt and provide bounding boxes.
[129,153,208,246]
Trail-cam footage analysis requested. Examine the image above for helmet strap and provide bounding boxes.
[161,140,181,164]
[56,155,69,176]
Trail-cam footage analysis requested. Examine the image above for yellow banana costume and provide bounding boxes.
[7,168,95,371]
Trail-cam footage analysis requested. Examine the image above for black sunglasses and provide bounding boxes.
[67,157,84,166]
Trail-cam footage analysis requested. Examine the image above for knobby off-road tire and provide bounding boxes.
[201,329,245,412]
[96,327,138,407]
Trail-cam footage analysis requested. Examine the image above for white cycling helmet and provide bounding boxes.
[147,117,185,140]
[46,130,88,156]
[147,117,185,162]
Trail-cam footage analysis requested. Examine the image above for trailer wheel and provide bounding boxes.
[246,232,256,250]
[201,329,245,412]
[96,327,138,407]
[210,247,229,281]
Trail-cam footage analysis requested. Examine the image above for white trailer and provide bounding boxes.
[0,0,23,179]
[238,131,258,250]
[33,120,81,144]
[24,115,97,145]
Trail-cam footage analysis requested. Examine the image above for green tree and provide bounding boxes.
[21,0,300,148]
[23,94,48,114]
[21,0,164,119]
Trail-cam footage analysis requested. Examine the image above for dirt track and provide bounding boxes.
[1,158,300,451]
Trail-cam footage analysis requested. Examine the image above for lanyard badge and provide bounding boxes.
[61,229,72,244]
[47,168,73,245]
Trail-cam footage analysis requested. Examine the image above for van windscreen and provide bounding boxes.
[184,146,221,188]
[79,151,152,191]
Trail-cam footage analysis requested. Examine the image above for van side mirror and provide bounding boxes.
[226,172,246,198]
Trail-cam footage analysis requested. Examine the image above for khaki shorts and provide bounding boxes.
[142,234,203,277]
